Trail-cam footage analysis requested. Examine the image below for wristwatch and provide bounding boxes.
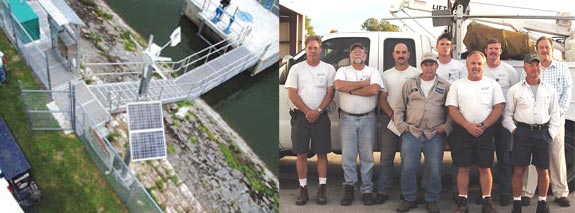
[317,108,323,113]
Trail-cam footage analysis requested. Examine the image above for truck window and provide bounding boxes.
[279,37,371,85]
[383,38,417,71]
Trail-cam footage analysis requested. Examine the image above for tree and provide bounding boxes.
[305,16,315,35]
[361,18,400,32]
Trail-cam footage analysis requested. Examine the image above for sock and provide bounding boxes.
[539,196,546,201]
[514,196,521,201]
[459,194,468,198]
[482,195,491,199]
[319,177,327,185]
[299,178,307,187]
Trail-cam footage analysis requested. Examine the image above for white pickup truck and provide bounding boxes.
[278,31,575,191]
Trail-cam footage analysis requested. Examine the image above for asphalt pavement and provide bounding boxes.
[280,153,575,212]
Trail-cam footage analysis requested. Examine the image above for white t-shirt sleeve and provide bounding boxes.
[445,80,459,107]
[326,65,336,87]
[492,80,506,104]
[334,67,346,81]
[370,69,384,89]
[284,65,299,89]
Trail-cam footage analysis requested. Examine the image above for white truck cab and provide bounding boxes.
[279,32,433,156]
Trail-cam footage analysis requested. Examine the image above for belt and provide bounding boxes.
[516,122,548,131]
[339,109,373,117]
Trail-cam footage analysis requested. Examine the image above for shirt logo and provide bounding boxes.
[435,86,444,94]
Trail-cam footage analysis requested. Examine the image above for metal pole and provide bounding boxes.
[454,5,464,59]
[45,50,52,91]
[70,82,76,132]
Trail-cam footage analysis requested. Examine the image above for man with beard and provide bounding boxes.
[483,38,520,206]
[376,43,420,205]
[334,43,383,206]
[447,51,505,213]
[285,35,336,205]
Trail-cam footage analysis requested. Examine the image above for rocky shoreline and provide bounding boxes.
[69,0,278,211]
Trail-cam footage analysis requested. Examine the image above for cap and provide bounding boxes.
[524,53,540,63]
[350,43,367,52]
[420,52,438,64]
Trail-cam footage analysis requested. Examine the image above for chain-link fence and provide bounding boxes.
[18,80,162,212]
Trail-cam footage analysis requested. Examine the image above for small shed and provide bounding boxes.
[9,0,40,43]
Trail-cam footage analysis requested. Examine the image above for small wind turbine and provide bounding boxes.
[133,27,181,96]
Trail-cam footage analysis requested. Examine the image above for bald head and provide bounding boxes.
[393,43,410,67]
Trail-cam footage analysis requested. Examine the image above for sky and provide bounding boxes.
[283,0,575,38]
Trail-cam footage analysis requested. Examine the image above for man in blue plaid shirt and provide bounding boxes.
[520,36,572,208]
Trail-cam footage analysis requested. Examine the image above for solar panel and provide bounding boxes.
[127,101,167,161]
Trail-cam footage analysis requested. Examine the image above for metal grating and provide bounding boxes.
[127,101,166,161]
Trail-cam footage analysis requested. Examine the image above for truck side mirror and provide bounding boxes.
[279,55,294,85]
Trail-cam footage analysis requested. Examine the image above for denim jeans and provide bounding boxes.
[493,119,512,197]
[340,112,376,193]
[400,131,444,202]
[0,66,5,84]
[378,114,400,195]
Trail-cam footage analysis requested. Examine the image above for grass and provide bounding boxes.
[0,29,127,212]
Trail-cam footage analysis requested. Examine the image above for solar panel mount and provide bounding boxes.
[127,101,167,161]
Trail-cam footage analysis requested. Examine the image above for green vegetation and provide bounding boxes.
[220,143,279,212]
[167,144,176,154]
[87,32,101,42]
[78,0,96,6]
[120,31,137,52]
[0,28,127,212]
[176,100,195,107]
[95,8,114,20]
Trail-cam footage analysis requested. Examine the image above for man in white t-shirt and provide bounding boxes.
[482,38,520,206]
[446,51,505,213]
[376,43,419,204]
[334,43,383,206]
[435,33,468,203]
[436,33,467,83]
[284,35,336,206]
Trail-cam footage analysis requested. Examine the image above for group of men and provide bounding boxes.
[284,33,572,213]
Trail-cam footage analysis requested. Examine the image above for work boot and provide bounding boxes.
[481,197,498,213]
[396,200,417,212]
[554,197,571,207]
[316,184,327,205]
[454,197,469,213]
[295,185,308,205]
[374,193,389,204]
[362,193,374,205]
[340,185,355,206]
[536,200,550,213]
[511,200,522,213]
[426,201,440,213]
[521,196,530,206]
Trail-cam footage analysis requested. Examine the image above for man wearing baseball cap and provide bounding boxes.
[503,53,560,213]
[394,52,451,213]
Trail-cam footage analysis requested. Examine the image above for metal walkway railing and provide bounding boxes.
[85,38,259,113]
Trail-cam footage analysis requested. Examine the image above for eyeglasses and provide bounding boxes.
[351,51,365,55]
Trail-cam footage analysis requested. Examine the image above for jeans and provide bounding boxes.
[378,114,400,195]
[493,119,512,197]
[340,112,376,193]
[0,66,5,84]
[400,132,444,202]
